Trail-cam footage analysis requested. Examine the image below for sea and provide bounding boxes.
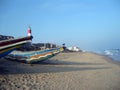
[94,49,120,62]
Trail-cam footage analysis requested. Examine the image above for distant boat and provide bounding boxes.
[0,36,33,58]
[5,47,64,63]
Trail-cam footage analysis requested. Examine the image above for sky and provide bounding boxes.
[0,0,120,51]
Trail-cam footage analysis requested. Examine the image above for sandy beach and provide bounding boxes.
[0,52,120,90]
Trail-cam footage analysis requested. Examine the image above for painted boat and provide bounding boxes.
[0,36,33,58]
[1,27,64,63]
[5,47,64,63]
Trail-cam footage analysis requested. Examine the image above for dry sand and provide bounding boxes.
[0,52,120,90]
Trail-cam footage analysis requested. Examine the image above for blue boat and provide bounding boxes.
[5,47,64,63]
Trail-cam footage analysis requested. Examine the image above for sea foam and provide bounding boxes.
[104,49,120,61]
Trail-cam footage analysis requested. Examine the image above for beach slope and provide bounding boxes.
[0,52,120,90]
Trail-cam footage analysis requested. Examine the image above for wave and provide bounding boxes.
[104,49,120,55]
[104,49,120,61]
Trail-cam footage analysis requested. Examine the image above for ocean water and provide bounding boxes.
[95,49,120,62]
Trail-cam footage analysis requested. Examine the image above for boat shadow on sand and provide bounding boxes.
[0,59,111,75]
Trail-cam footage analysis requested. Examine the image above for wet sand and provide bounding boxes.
[0,52,120,90]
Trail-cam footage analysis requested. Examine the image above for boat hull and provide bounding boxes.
[0,36,33,58]
[27,52,59,63]
[5,47,64,63]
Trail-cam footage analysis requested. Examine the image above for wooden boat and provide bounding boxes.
[0,36,33,58]
[5,47,64,63]
[1,27,64,63]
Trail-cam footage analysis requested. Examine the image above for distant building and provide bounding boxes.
[0,35,14,41]
[67,46,80,52]
[33,43,58,49]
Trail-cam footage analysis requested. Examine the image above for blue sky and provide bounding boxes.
[0,0,120,51]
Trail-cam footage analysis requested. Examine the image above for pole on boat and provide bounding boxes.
[28,26,32,36]
[27,26,33,48]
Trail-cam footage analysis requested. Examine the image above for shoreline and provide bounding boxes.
[89,51,120,67]
[87,52,120,67]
